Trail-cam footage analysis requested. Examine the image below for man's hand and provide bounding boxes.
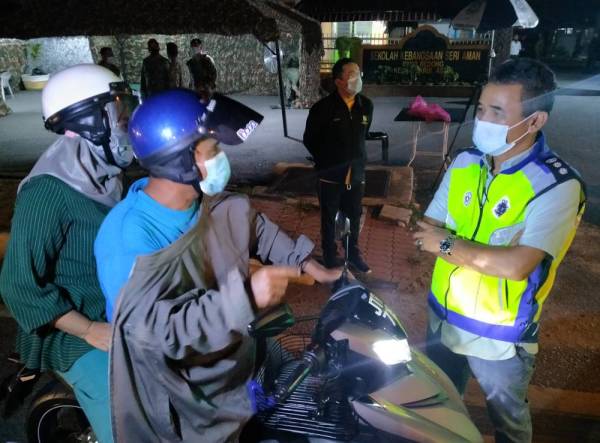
[82,322,112,352]
[412,221,450,254]
[250,266,301,309]
[302,259,344,283]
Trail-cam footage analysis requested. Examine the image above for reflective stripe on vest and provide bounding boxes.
[430,146,585,342]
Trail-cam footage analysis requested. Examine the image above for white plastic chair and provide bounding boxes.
[1,71,14,102]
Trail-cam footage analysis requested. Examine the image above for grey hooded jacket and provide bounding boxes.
[110,193,314,442]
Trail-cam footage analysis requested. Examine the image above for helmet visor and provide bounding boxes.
[106,82,139,133]
[204,93,263,145]
[104,83,139,167]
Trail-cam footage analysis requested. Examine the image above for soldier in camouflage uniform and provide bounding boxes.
[186,38,217,101]
[140,39,170,99]
[166,42,190,89]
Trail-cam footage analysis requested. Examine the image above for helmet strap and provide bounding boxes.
[191,180,203,195]
[185,147,203,194]
[145,146,201,186]
[62,106,111,147]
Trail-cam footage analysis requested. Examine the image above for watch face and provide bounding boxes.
[440,236,454,255]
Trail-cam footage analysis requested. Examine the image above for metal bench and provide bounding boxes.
[366,131,390,164]
[0,72,14,102]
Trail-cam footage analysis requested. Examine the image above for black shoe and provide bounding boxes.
[348,253,371,274]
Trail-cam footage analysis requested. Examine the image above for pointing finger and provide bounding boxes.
[268,266,302,279]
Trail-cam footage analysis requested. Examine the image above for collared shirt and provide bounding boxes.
[425,135,582,360]
[342,95,355,111]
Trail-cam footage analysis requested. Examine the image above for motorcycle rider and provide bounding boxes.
[94,89,341,442]
[0,64,136,443]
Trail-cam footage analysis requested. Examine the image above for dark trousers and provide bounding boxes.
[426,324,535,443]
[317,180,364,260]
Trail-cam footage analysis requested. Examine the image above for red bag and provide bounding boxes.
[407,95,451,123]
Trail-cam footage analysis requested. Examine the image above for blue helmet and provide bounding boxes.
[128,89,263,184]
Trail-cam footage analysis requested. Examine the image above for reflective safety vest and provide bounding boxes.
[429,141,586,343]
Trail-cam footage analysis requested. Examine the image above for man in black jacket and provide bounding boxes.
[303,58,374,272]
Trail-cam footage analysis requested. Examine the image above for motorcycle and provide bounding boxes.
[244,212,483,443]
[0,353,95,443]
[2,212,482,443]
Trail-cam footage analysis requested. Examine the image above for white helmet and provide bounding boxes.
[42,64,138,167]
[42,64,121,120]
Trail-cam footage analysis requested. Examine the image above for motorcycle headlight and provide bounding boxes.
[372,339,411,365]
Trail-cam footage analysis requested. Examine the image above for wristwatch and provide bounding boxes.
[439,235,456,256]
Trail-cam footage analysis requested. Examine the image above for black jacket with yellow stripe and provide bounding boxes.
[303,91,373,183]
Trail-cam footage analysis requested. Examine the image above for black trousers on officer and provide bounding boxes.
[317,180,364,262]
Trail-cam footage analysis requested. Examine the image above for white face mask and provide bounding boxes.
[472,113,535,156]
[198,151,231,196]
[347,74,362,95]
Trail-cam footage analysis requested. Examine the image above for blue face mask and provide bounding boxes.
[199,151,231,196]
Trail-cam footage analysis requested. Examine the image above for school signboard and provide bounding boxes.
[361,25,490,85]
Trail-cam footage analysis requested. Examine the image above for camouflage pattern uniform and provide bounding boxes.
[186,53,217,101]
[168,57,191,89]
[140,53,170,99]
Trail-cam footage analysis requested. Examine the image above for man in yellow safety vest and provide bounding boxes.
[414,58,586,443]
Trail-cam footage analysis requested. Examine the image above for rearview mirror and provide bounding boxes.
[334,211,351,241]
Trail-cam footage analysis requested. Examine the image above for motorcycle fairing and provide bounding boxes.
[352,398,483,443]
[317,283,407,344]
